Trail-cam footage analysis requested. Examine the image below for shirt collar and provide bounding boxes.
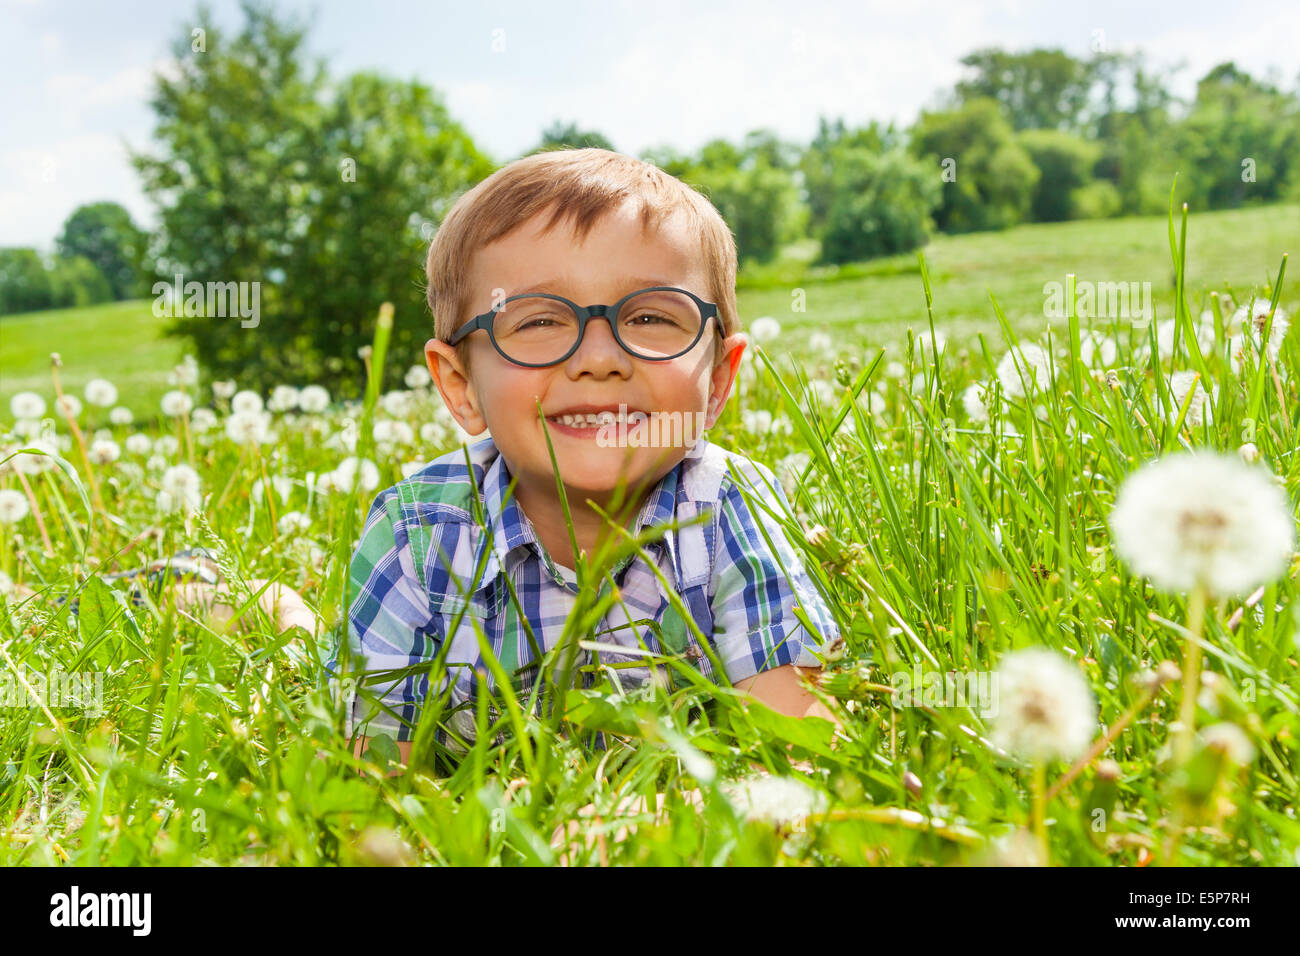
[474,439,686,592]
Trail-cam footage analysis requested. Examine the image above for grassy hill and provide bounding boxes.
[2,201,1295,422]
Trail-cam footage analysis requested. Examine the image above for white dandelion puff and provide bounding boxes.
[328,457,380,494]
[1109,450,1296,597]
[379,390,415,419]
[212,379,237,400]
[404,364,431,389]
[1198,722,1256,765]
[231,390,264,415]
[190,407,218,433]
[808,331,832,353]
[962,381,992,423]
[160,464,202,512]
[298,385,330,414]
[10,392,46,420]
[1168,370,1217,428]
[748,316,781,343]
[267,385,301,412]
[914,328,947,359]
[996,343,1054,400]
[160,390,193,417]
[0,489,30,524]
[277,510,312,534]
[1079,332,1117,368]
[742,409,773,435]
[991,647,1097,763]
[54,394,82,419]
[108,406,133,426]
[720,775,827,827]
[84,378,118,407]
[125,434,152,455]
[169,355,199,387]
[88,438,121,465]
[225,410,272,444]
[154,434,180,456]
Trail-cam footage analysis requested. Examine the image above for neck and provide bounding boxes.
[513,473,660,573]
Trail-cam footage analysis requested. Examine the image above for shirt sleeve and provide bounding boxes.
[707,456,842,685]
[329,488,441,743]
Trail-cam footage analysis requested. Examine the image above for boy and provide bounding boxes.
[328,147,843,770]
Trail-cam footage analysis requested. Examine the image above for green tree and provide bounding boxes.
[1017,129,1099,221]
[532,121,614,153]
[0,248,54,314]
[673,134,804,266]
[48,255,114,308]
[1174,62,1299,209]
[55,202,149,299]
[130,1,492,394]
[956,48,1095,131]
[817,147,939,264]
[910,98,1039,232]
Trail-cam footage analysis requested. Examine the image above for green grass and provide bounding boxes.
[0,197,1296,866]
[740,203,1300,345]
[0,299,187,422]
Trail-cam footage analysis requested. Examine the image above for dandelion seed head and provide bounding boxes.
[990,647,1097,763]
[298,385,330,414]
[1109,450,1296,597]
[84,378,118,408]
[995,343,1054,400]
[0,488,30,524]
[721,775,827,826]
[748,316,781,343]
[1199,722,1255,765]
[160,390,193,417]
[9,392,46,420]
[231,390,264,416]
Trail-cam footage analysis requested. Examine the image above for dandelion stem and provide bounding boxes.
[14,469,54,557]
[1175,582,1208,766]
[1031,762,1048,865]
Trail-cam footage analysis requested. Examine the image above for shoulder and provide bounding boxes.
[368,436,498,527]
[679,438,782,507]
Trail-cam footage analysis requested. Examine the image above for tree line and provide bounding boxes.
[3,0,1296,397]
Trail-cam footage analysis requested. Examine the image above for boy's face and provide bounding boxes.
[425,199,747,512]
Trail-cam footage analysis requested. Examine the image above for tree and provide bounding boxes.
[1017,129,1099,221]
[532,121,614,153]
[1174,62,1299,209]
[686,135,804,265]
[909,98,1039,232]
[55,202,148,299]
[817,147,939,264]
[130,1,493,394]
[956,48,1095,131]
[0,249,53,314]
[48,255,114,308]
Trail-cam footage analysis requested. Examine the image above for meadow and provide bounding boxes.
[0,197,1297,866]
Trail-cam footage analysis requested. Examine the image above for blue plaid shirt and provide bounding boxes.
[325,436,841,755]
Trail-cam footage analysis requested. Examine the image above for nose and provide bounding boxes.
[564,314,632,377]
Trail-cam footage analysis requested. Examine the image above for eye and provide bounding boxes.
[625,312,674,326]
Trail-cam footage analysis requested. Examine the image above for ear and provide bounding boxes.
[425,338,487,435]
[704,331,748,429]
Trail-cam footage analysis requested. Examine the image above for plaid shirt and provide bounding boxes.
[324,436,841,754]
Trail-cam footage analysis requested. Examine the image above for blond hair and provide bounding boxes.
[425,147,738,373]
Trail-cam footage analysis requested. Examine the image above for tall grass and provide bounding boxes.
[0,194,1295,866]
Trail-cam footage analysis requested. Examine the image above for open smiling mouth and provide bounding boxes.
[542,409,649,437]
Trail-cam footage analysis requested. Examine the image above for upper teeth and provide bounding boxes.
[548,411,636,426]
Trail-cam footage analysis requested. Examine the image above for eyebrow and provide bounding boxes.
[510,277,682,298]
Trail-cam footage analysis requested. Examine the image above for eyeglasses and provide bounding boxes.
[446,286,721,368]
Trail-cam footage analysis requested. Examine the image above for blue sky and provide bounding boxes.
[3,0,1298,248]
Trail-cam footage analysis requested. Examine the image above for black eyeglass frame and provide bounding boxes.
[446,286,722,368]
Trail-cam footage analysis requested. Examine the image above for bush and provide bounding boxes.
[1070,180,1122,220]
[817,148,939,263]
